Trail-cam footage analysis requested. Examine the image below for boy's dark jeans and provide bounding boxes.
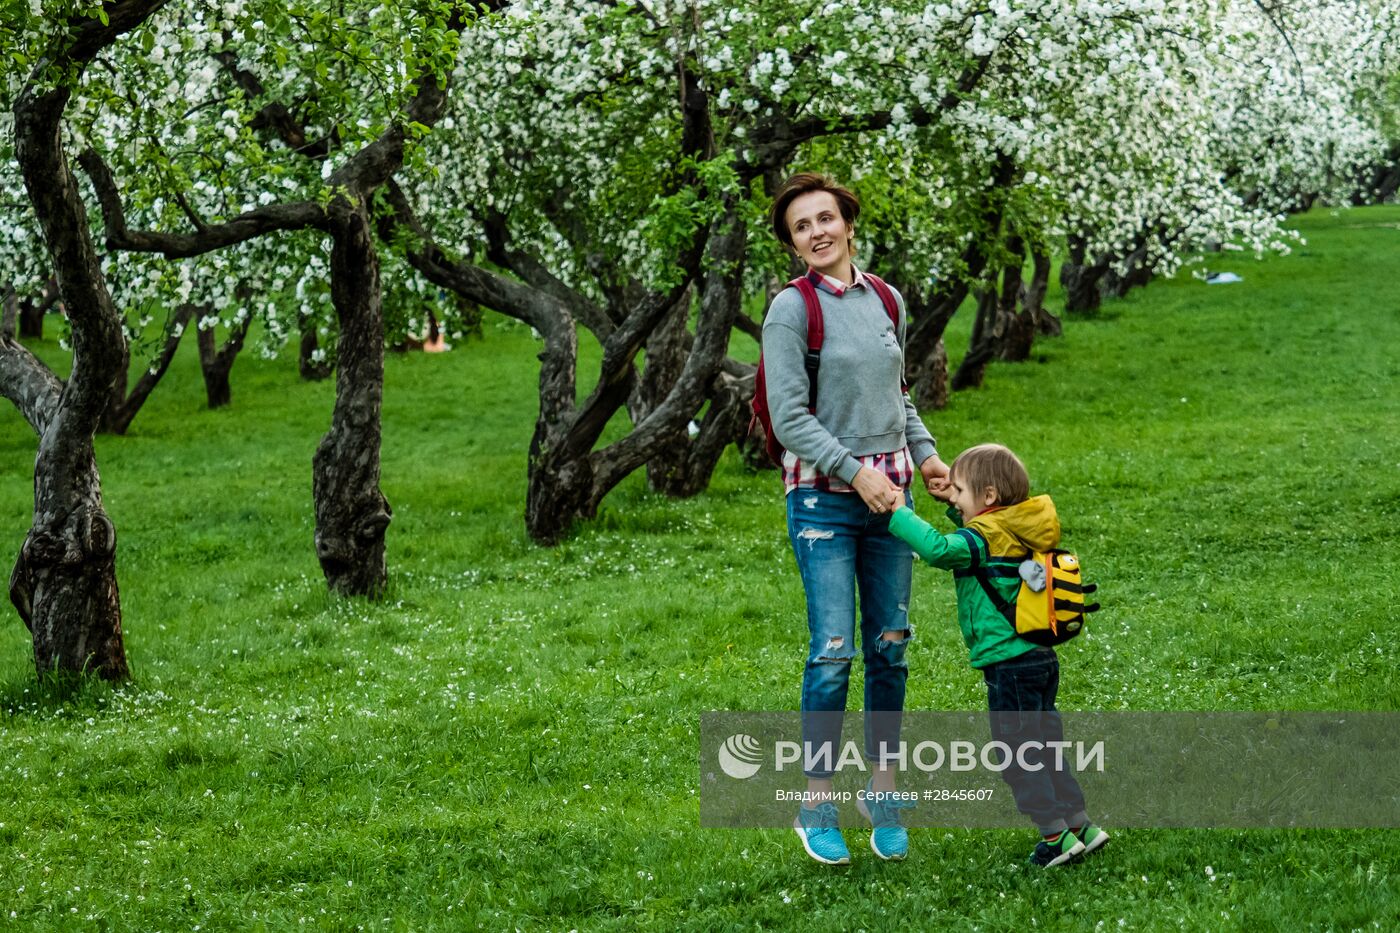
[982,646,1089,836]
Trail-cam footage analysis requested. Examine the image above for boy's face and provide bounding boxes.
[948,474,996,521]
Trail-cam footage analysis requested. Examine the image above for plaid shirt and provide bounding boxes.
[782,445,916,494]
[781,265,916,495]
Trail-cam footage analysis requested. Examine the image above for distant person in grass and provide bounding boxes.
[761,172,950,865]
[887,443,1110,867]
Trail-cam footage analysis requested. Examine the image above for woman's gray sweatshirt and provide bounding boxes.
[761,279,936,485]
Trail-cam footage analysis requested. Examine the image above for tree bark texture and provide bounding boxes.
[955,241,1056,380]
[901,279,964,411]
[996,245,1056,363]
[950,287,1000,391]
[994,249,1036,364]
[4,0,169,681]
[100,303,195,434]
[631,291,692,493]
[1059,235,1108,315]
[653,370,752,498]
[1099,241,1152,300]
[311,205,392,597]
[2,284,16,339]
[579,208,744,510]
[382,179,715,543]
[630,288,755,498]
[1063,234,1156,311]
[298,320,334,381]
[16,276,60,339]
[196,307,251,408]
[1027,250,1060,337]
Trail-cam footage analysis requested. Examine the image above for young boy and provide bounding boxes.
[887,443,1109,867]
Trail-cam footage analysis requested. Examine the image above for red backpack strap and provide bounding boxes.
[790,276,824,410]
[864,272,900,328]
[863,273,909,393]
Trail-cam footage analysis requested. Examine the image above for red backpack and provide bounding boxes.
[750,273,902,466]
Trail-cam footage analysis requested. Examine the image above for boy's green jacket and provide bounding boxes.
[887,495,1061,669]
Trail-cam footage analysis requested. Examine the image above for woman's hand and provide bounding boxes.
[852,466,903,515]
[920,455,951,500]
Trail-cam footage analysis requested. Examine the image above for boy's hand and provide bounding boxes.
[919,455,951,500]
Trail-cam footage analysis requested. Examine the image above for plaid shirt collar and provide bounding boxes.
[804,263,868,297]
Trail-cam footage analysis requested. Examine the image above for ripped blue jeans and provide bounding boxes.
[787,487,913,779]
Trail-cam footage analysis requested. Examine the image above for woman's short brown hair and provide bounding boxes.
[950,444,1030,507]
[770,172,860,250]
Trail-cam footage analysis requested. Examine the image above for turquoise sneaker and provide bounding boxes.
[1072,822,1110,855]
[793,802,851,865]
[856,779,914,861]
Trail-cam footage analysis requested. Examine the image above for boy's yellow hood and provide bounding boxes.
[964,494,1060,556]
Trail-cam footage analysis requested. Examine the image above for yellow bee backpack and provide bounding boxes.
[975,549,1100,646]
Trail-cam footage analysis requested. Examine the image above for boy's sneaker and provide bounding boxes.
[1072,823,1110,855]
[793,802,851,865]
[1028,829,1085,867]
[856,779,914,861]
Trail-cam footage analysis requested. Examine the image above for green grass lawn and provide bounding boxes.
[2,206,1399,930]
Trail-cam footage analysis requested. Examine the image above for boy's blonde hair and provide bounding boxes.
[950,444,1030,507]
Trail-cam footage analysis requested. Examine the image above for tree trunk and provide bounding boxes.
[298,314,333,381]
[577,208,744,514]
[18,299,44,339]
[100,303,195,434]
[997,246,1052,361]
[311,204,392,597]
[901,154,1016,407]
[1099,241,1152,300]
[0,337,123,681]
[523,206,741,542]
[1352,144,1400,204]
[196,307,252,409]
[1027,250,1060,337]
[2,284,16,339]
[17,276,60,340]
[1370,147,1400,203]
[985,238,1032,364]
[1378,164,1400,204]
[950,287,999,391]
[655,371,752,497]
[631,290,692,493]
[7,1,162,680]
[644,364,756,493]
[997,300,1035,363]
[1060,235,1108,315]
[903,281,964,411]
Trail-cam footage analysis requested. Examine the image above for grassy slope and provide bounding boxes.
[1,206,1398,931]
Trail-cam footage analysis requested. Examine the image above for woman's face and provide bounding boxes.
[784,190,854,280]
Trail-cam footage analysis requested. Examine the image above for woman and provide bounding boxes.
[762,172,949,864]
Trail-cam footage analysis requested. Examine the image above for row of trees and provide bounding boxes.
[2,0,1397,681]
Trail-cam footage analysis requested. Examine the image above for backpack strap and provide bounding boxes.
[864,272,900,328]
[957,526,1017,625]
[790,277,824,410]
[864,273,909,394]
[974,569,1017,625]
